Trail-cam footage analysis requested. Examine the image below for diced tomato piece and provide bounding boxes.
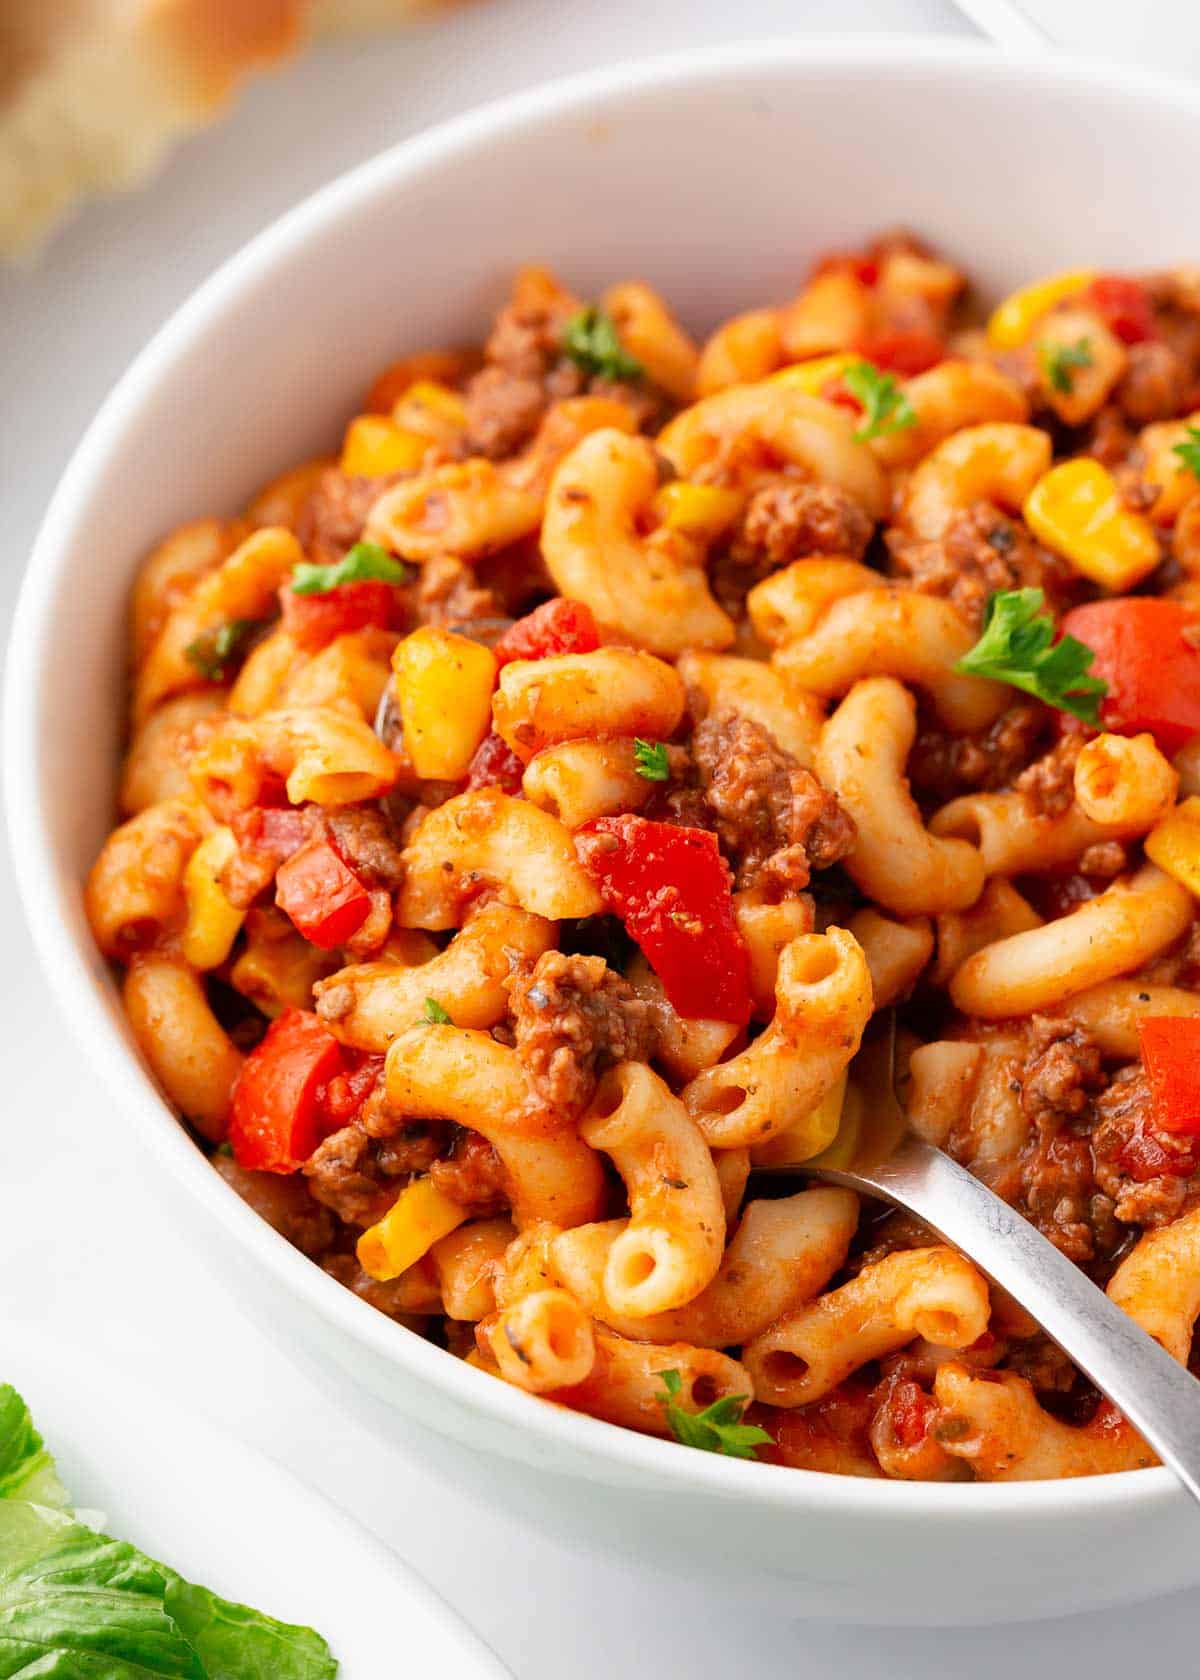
[575,815,751,1023]
[1061,600,1200,755]
[886,1378,937,1449]
[229,1008,346,1173]
[856,329,945,377]
[1085,275,1158,345]
[466,730,526,793]
[280,579,400,652]
[230,806,313,863]
[320,1052,385,1126]
[493,598,600,667]
[275,838,371,950]
[1138,1019,1200,1137]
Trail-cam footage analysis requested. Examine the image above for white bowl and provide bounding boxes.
[8,38,1200,1627]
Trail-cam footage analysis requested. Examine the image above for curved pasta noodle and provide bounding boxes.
[950,864,1193,1018]
[747,559,884,651]
[580,1062,725,1317]
[1047,980,1200,1058]
[732,889,814,1019]
[119,693,225,816]
[846,908,934,1007]
[430,1218,515,1322]
[85,799,206,959]
[547,1329,753,1439]
[521,738,653,829]
[493,648,685,762]
[931,1364,1155,1480]
[676,651,824,767]
[657,380,887,519]
[817,678,986,915]
[683,928,872,1149]
[541,429,734,655]
[777,589,1007,731]
[384,1023,606,1228]
[601,280,699,402]
[695,308,783,396]
[314,901,555,1049]
[551,1187,859,1348]
[1107,1206,1200,1364]
[123,953,243,1143]
[624,955,742,1084]
[1073,732,1178,831]
[396,788,603,928]
[744,1247,991,1407]
[868,360,1029,470]
[899,423,1052,540]
[190,705,397,816]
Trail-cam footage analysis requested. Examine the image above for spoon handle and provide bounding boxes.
[814,1133,1200,1502]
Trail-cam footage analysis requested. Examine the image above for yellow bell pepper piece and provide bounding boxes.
[181,826,244,970]
[749,1071,848,1168]
[654,481,745,542]
[340,415,430,476]
[1023,458,1159,592]
[769,351,860,396]
[392,625,497,780]
[986,268,1097,349]
[395,380,469,430]
[804,1081,864,1172]
[1146,797,1200,900]
[358,1177,468,1282]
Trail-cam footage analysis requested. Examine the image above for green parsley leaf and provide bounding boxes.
[633,739,670,781]
[291,541,409,596]
[1172,424,1200,482]
[657,1369,774,1461]
[842,359,917,443]
[1039,336,1094,395]
[954,587,1108,725]
[561,307,644,383]
[183,619,258,683]
[423,997,453,1025]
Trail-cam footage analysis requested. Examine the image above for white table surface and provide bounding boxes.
[4,1,1199,1672]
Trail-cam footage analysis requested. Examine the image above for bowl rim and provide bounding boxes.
[7,33,1196,1521]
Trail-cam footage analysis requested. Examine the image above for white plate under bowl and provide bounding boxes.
[1,1329,510,1679]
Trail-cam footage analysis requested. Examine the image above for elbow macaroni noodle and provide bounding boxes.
[85,242,1200,1479]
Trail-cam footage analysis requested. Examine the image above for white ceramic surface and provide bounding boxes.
[1,1330,509,1678]
[8,37,1200,1627]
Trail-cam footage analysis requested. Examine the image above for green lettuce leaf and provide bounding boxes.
[163,1579,337,1680]
[0,1388,69,1511]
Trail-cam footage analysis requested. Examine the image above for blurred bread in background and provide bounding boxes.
[0,0,453,261]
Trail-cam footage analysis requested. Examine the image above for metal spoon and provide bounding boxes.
[760,1021,1200,1501]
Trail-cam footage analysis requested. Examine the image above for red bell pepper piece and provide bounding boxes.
[466,730,526,793]
[320,1052,385,1126]
[228,1008,346,1172]
[1060,600,1200,754]
[575,815,751,1023]
[280,579,400,652]
[275,837,371,950]
[230,806,313,862]
[820,376,863,415]
[493,599,600,668]
[1085,275,1158,345]
[1138,1018,1200,1137]
[809,251,878,289]
[856,329,945,377]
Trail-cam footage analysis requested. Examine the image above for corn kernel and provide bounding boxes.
[181,826,244,970]
[749,1071,847,1168]
[986,268,1097,349]
[769,351,860,396]
[392,625,496,780]
[654,480,745,542]
[358,1177,468,1281]
[340,415,429,477]
[1146,798,1200,900]
[1023,459,1159,591]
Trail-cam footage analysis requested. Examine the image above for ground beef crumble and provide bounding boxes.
[886,502,1057,631]
[1092,1066,1200,1228]
[1015,732,1084,820]
[507,950,658,1119]
[1013,1017,1116,1265]
[712,482,873,617]
[690,711,856,893]
[429,1129,511,1216]
[304,1120,440,1227]
[293,467,409,567]
[909,702,1046,806]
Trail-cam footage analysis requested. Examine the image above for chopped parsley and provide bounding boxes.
[954,587,1107,725]
[290,541,408,596]
[1039,336,1094,395]
[423,997,452,1025]
[842,359,917,443]
[183,618,259,682]
[633,738,670,781]
[561,307,644,383]
[1172,424,1200,482]
[657,1369,773,1461]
